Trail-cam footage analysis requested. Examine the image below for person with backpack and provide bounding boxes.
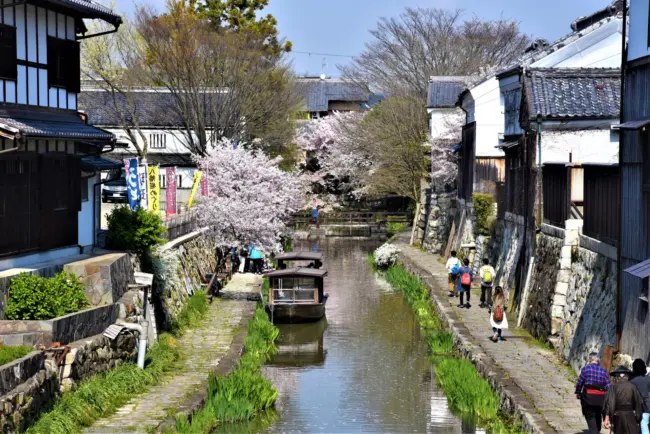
[445,250,461,297]
[457,257,474,308]
[631,359,650,434]
[479,258,496,309]
[489,286,508,342]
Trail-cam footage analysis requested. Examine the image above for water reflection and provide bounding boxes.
[254,238,482,433]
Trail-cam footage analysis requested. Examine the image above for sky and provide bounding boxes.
[117,0,614,77]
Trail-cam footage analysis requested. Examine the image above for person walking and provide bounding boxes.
[631,359,650,434]
[576,352,611,433]
[311,206,319,228]
[604,366,644,433]
[249,246,263,274]
[479,257,496,308]
[445,250,461,298]
[457,257,474,308]
[489,286,508,342]
[240,245,249,273]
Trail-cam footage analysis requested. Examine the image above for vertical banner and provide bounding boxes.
[138,165,148,210]
[200,171,209,197]
[166,167,177,217]
[147,166,160,213]
[187,170,203,209]
[125,158,140,211]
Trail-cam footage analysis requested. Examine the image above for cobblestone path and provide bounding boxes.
[86,279,257,433]
[394,237,586,434]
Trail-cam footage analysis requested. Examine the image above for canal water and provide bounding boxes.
[249,238,485,434]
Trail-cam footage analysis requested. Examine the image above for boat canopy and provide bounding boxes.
[275,251,323,261]
[264,267,328,278]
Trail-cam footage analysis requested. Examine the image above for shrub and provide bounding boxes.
[6,272,89,320]
[106,206,167,261]
[473,193,495,236]
[386,221,407,237]
[0,345,32,365]
[373,243,401,269]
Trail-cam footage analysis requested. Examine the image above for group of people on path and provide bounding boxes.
[231,245,267,275]
[576,353,650,433]
[445,251,507,343]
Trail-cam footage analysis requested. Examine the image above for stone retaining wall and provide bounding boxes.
[0,329,139,432]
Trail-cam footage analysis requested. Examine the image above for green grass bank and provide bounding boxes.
[26,291,209,434]
[174,302,279,433]
[370,256,521,433]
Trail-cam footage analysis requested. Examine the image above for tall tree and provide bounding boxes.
[341,8,531,97]
[136,0,302,156]
[81,16,151,157]
[197,0,292,56]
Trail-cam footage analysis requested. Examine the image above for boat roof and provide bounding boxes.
[275,251,323,261]
[264,267,328,278]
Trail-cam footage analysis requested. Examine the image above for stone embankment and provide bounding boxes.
[393,235,585,434]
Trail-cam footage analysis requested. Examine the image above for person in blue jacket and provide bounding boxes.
[249,246,263,274]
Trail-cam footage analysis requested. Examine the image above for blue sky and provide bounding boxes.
[117,0,613,76]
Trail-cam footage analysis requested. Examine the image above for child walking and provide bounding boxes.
[457,257,474,308]
[445,250,461,297]
[479,257,496,309]
[490,286,508,342]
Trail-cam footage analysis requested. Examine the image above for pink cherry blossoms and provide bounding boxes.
[195,142,303,251]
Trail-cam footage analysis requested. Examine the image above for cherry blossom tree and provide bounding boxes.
[295,112,371,204]
[195,141,303,251]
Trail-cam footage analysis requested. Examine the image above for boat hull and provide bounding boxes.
[266,296,328,323]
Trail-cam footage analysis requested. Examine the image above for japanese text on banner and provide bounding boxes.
[188,170,203,209]
[147,166,160,213]
[166,167,177,217]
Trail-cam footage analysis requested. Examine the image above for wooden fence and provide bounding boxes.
[290,211,411,230]
[163,210,201,241]
[583,164,619,246]
[543,164,570,228]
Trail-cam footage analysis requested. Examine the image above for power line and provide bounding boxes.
[291,50,356,59]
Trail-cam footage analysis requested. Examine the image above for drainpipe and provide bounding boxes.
[117,320,149,369]
[616,0,628,353]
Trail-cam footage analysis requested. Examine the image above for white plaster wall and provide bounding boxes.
[470,78,504,158]
[108,129,195,155]
[429,108,464,141]
[628,0,650,61]
[78,175,98,248]
[540,129,618,164]
[533,19,622,68]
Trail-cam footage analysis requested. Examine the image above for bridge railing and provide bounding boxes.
[289,211,411,229]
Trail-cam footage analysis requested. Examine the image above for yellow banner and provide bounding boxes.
[188,170,203,209]
[147,166,160,213]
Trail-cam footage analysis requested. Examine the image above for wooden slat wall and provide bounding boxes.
[619,61,650,358]
[583,165,619,246]
[459,122,476,201]
[474,157,505,196]
[542,164,570,228]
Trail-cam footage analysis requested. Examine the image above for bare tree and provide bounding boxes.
[135,1,302,157]
[81,16,151,157]
[341,8,531,97]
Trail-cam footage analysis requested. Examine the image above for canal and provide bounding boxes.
[249,238,485,433]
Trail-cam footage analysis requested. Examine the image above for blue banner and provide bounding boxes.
[126,158,140,211]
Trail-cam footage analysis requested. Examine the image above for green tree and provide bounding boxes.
[197,0,292,56]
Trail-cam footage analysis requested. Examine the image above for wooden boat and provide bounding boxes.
[270,319,328,366]
[275,251,323,270]
[264,266,328,323]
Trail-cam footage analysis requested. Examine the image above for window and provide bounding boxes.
[160,173,166,189]
[149,133,167,149]
[81,178,88,202]
[0,24,16,80]
[47,37,80,93]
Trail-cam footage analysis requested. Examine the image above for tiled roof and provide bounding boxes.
[79,90,194,127]
[47,0,121,26]
[0,108,114,141]
[523,68,621,120]
[81,155,122,171]
[296,79,368,112]
[427,77,468,108]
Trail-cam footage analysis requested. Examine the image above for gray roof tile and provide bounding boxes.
[0,109,114,141]
[524,68,621,120]
[47,0,121,26]
[427,78,468,108]
[297,79,368,112]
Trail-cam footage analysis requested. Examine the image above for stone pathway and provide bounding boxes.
[85,279,258,433]
[219,272,263,300]
[394,237,586,434]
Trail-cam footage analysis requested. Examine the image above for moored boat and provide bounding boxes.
[264,266,328,323]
